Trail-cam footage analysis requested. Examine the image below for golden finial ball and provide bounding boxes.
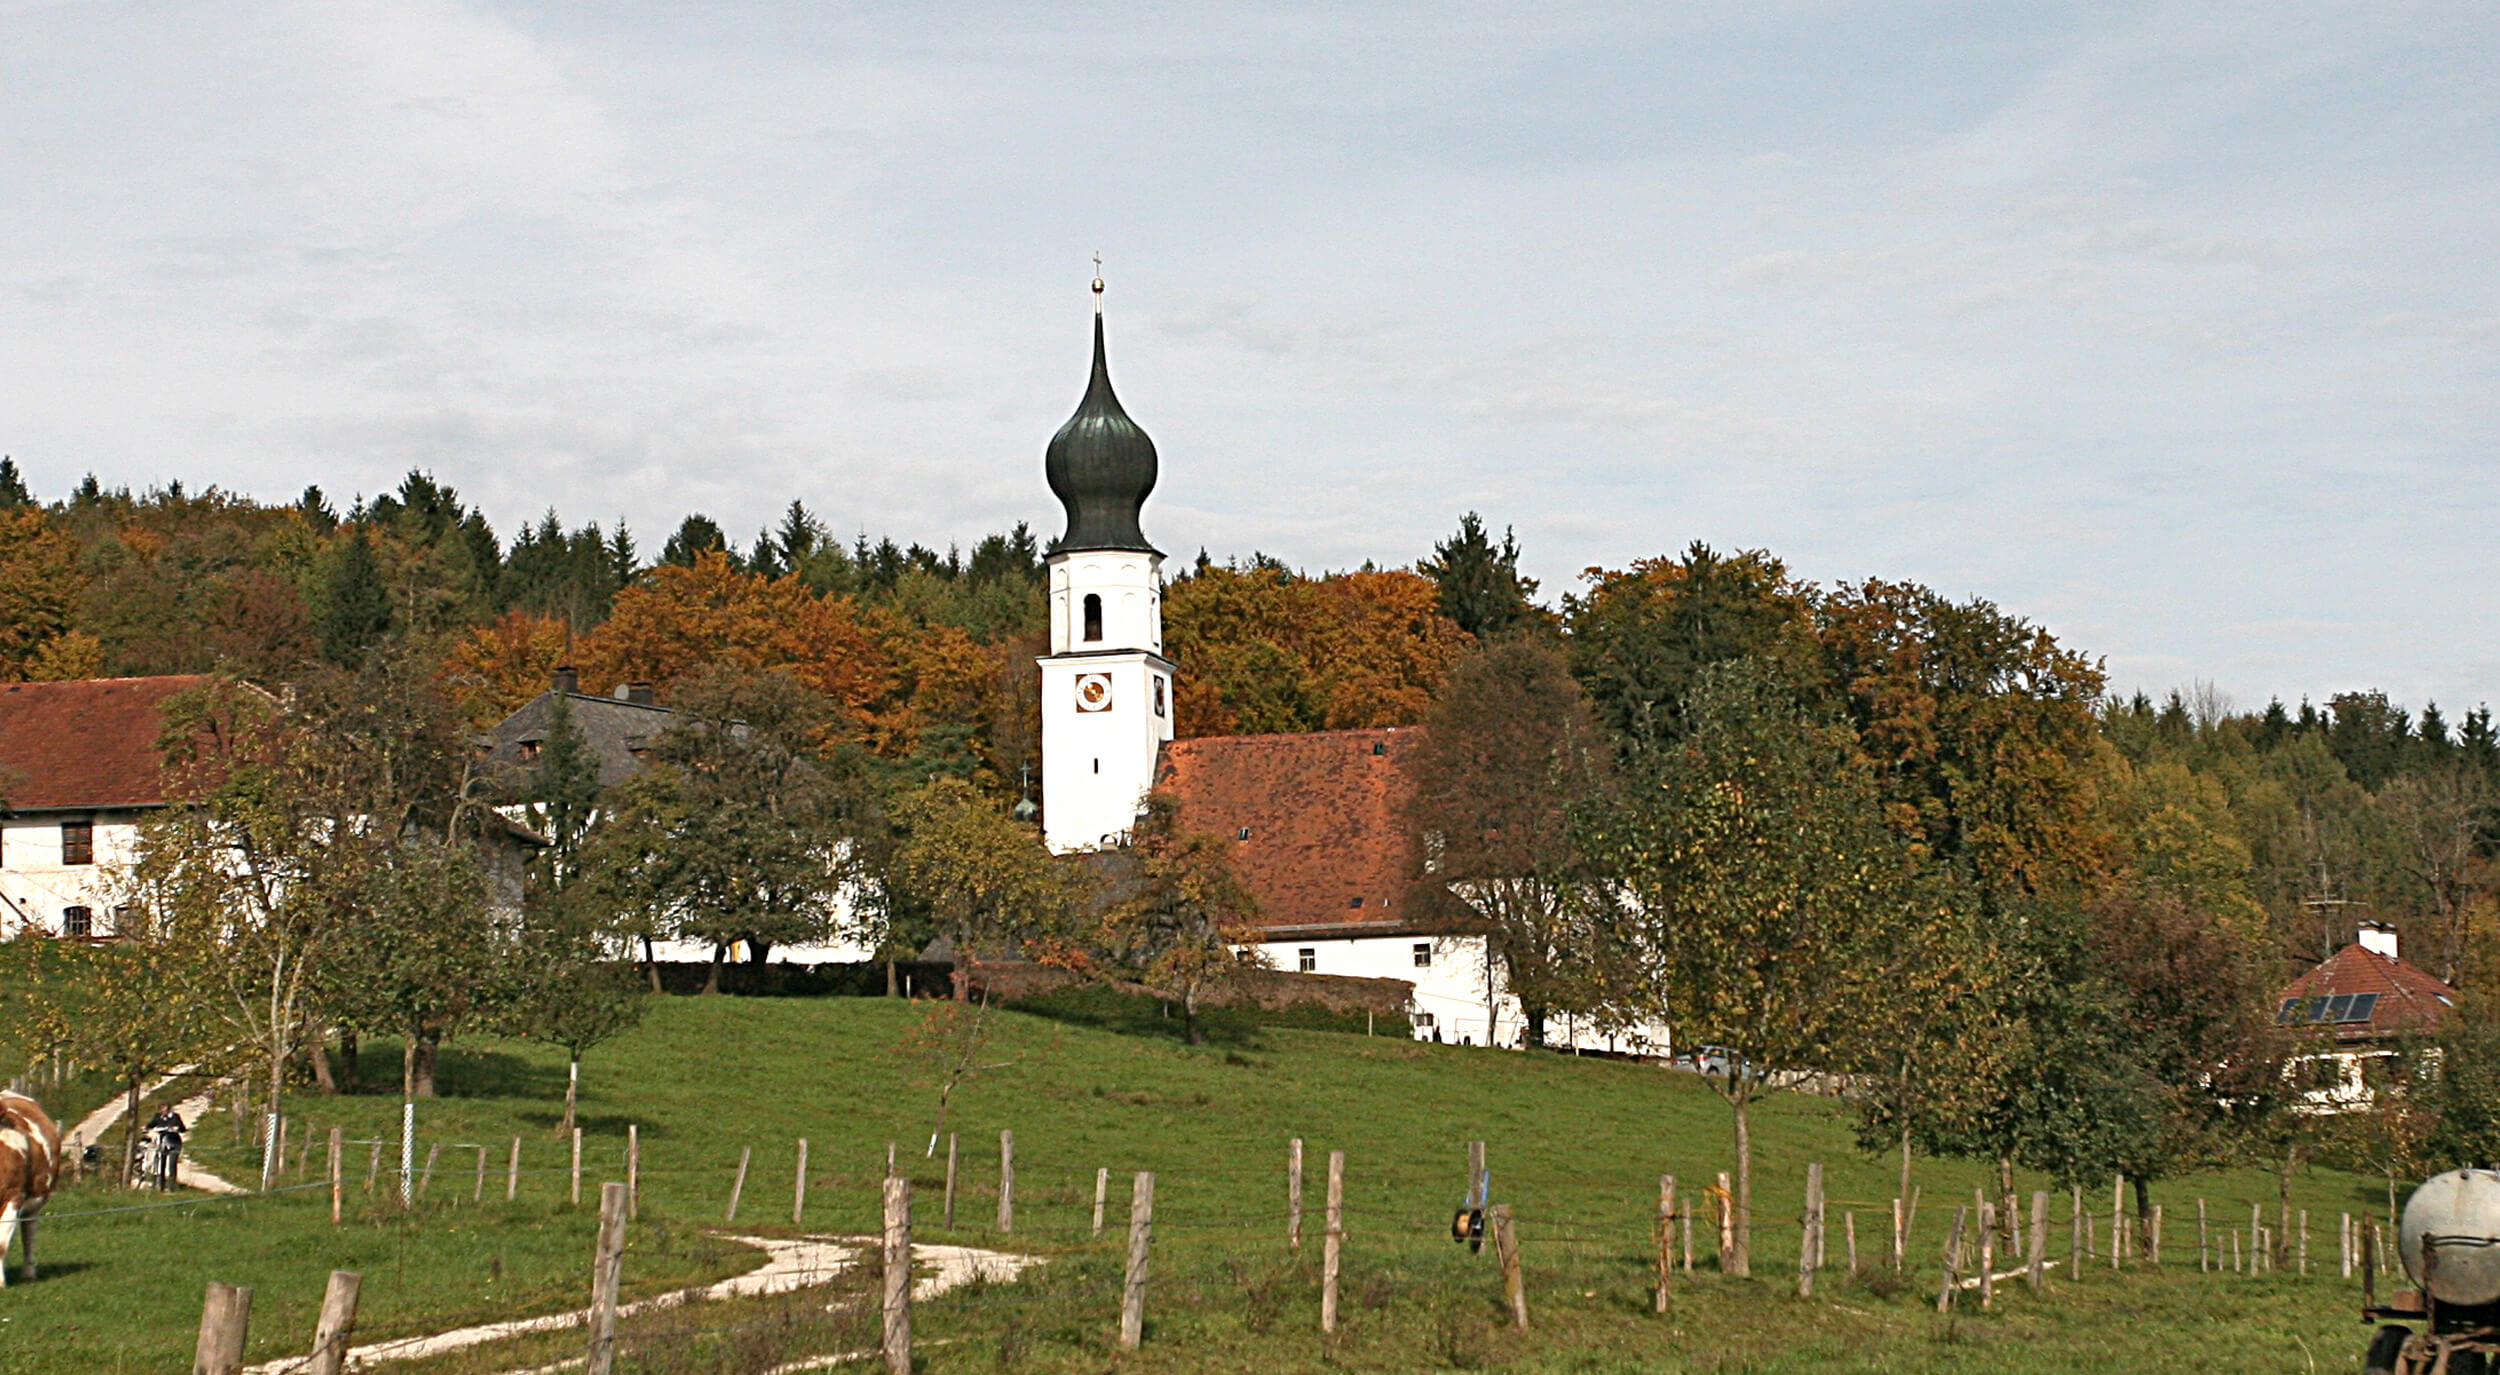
[1092,277,1105,294]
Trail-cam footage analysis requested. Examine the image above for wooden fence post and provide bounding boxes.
[1094,1167,1109,1237]
[586,1182,627,1375]
[507,1137,522,1203]
[417,1143,440,1203]
[1846,1210,1860,1276]
[793,1138,809,1226]
[1120,1171,1155,1349]
[305,1270,362,1375]
[726,1146,750,1223]
[2300,1209,2309,1276]
[2110,1176,2123,1270]
[997,1129,1014,1234]
[1467,1139,1486,1209]
[2200,1198,2210,1273]
[1288,1138,1304,1252]
[1716,1170,1735,1272]
[365,1141,381,1195]
[2343,1212,2354,1280]
[2026,1190,2047,1290]
[882,1175,912,1375]
[570,1128,583,1207]
[2250,1204,2262,1279]
[192,1281,253,1375]
[1799,1163,1824,1298]
[1322,1150,1346,1334]
[1491,1203,1527,1330]
[328,1128,344,1226]
[1655,1175,1675,1311]
[1978,1201,1996,1309]
[626,1125,640,1221]
[2151,1204,2163,1266]
[1892,1196,1905,1274]
[474,1145,488,1204]
[943,1133,957,1229]
[2070,1186,2083,1278]
[1935,1206,1967,1313]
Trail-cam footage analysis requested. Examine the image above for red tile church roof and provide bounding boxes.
[0,675,214,813]
[2276,943,2456,1042]
[1155,727,1423,936]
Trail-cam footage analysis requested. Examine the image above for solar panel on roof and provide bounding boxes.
[2338,993,2379,1024]
[2277,998,2302,1025]
[2322,994,2355,1022]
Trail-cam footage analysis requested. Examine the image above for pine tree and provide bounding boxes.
[0,456,31,508]
[1419,512,1540,638]
[319,527,393,666]
[660,514,730,568]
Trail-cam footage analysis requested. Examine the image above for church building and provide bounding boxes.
[1033,279,1656,1055]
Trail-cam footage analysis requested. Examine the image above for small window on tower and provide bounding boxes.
[1154,677,1167,716]
[1083,593,1103,642]
[1237,826,1252,841]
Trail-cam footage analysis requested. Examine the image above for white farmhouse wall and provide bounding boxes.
[0,812,144,938]
[1249,931,1671,1058]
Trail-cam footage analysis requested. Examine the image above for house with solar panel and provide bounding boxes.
[2276,923,2459,1113]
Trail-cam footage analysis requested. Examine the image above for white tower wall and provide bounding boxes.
[1039,549,1174,853]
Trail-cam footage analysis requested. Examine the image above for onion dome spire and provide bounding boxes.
[1045,266,1159,554]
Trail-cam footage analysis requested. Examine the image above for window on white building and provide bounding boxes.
[61,906,92,938]
[1411,1011,1436,1030]
[1297,948,1316,973]
[62,818,94,866]
[1413,942,1432,968]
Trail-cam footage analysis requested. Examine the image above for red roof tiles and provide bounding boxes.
[0,676,214,813]
[2277,943,2457,1041]
[1156,728,1422,936]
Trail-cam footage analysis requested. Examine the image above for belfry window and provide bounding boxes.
[1083,593,1103,642]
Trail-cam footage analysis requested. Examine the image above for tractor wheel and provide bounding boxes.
[2363,1325,2412,1375]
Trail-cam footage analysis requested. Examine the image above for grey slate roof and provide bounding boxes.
[476,689,678,798]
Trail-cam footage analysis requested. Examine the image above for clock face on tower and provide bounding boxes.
[1075,673,1113,712]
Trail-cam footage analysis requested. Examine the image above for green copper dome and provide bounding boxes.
[1045,311,1159,554]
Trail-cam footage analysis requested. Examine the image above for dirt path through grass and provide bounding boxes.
[239,1233,1040,1373]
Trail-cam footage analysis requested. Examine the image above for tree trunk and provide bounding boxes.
[1899,1126,1914,1215]
[952,950,969,1002]
[119,1074,141,1189]
[412,1030,440,1099]
[563,1053,580,1135]
[704,943,725,995]
[338,1031,362,1094]
[642,934,662,994]
[1525,1006,1547,1048]
[2134,1174,2152,1223]
[886,955,899,998]
[1731,1089,1753,1278]
[1184,988,1204,1047]
[749,937,772,964]
[310,1031,338,1096]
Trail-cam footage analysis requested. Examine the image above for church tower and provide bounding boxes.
[1037,275,1175,854]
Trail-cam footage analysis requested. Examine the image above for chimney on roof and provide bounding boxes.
[2358,922,2399,961]
[552,665,579,695]
[622,682,656,707]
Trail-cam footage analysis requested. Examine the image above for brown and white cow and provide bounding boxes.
[0,1090,63,1286]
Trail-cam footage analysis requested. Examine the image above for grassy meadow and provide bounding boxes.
[3,993,2395,1372]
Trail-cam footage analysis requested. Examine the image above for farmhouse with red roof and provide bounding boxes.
[0,674,216,938]
[2277,923,2458,1113]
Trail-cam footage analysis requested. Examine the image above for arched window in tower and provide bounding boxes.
[1083,593,1103,642]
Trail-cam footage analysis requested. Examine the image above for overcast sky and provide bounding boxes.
[3,2,2494,713]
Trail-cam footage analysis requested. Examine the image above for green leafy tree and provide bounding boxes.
[889,776,1073,998]
[508,908,646,1135]
[1563,543,1815,742]
[581,666,860,992]
[1586,658,1939,1275]
[1100,796,1267,1045]
[1404,637,1613,1045]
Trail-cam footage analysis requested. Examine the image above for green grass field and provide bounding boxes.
[4,994,2396,1372]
